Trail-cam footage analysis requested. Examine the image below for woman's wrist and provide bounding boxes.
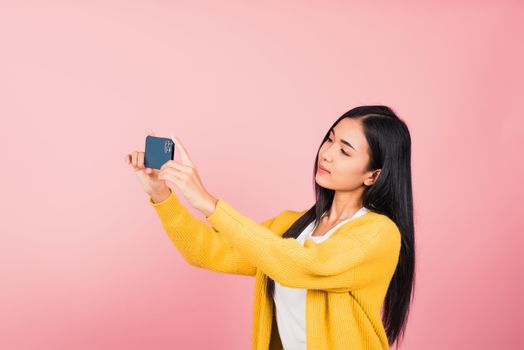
[198,193,219,218]
[149,187,172,203]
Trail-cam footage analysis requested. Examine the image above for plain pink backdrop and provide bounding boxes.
[1,1,522,349]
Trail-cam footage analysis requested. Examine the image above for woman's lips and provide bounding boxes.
[318,165,330,174]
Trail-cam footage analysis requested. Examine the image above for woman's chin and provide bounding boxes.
[315,174,332,187]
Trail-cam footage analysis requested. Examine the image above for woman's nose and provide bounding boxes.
[321,153,331,162]
[322,147,335,161]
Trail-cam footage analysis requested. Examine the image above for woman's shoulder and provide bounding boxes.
[263,209,306,235]
[277,208,309,224]
[346,211,401,248]
[273,209,304,223]
[363,211,398,228]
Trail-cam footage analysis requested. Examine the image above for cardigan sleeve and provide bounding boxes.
[205,197,400,292]
[149,189,280,276]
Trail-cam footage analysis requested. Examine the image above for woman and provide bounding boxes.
[125,105,415,350]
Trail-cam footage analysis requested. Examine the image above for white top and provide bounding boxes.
[272,206,371,350]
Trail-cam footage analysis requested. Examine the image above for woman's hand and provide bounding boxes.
[158,134,218,216]
[125,130,171,201]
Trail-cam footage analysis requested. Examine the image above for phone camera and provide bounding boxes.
[164,140,173,154]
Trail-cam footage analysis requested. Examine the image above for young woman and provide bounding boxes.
[125,105,415,350]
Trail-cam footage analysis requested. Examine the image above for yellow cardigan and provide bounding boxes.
[149,189,401,350]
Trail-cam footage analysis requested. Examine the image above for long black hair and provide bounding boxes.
[265,105,415,348]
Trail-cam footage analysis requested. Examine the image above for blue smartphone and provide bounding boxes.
[144,135,175,170]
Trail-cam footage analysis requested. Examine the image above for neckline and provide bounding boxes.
[310,207,370,238]
[319,206,370,222]
[293,209,377,240]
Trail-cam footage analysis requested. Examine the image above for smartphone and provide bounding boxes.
[144,135,175,170]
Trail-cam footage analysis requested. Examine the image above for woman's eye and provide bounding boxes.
[327,138,349,156]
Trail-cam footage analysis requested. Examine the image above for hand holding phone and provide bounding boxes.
[124,130,174,200]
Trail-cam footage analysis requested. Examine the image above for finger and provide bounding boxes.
[145,167,153,174]
[158,170,184,183]
[148,129,156,136]
[161,159,192,174]
[170,134,193,166]
[124,154,131,165]
[131,151,138,168]
[160,166,188,180]
[137,151,145,169]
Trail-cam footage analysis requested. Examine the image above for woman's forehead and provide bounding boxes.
[332,118,366,151]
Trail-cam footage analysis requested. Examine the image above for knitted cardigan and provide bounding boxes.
[149,189,401,349]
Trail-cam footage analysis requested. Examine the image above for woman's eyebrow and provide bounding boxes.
[330,129,356,150]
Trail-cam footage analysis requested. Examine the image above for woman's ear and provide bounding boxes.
[364,169,381,186]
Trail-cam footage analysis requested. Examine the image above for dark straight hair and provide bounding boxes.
[265,105,416,348]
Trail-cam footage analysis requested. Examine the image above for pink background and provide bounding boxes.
[1,1,522,349]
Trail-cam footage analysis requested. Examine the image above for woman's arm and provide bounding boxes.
[205,198,402,292]
[149,188,280,276]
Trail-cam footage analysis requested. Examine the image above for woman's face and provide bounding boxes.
[316,117,376,191]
